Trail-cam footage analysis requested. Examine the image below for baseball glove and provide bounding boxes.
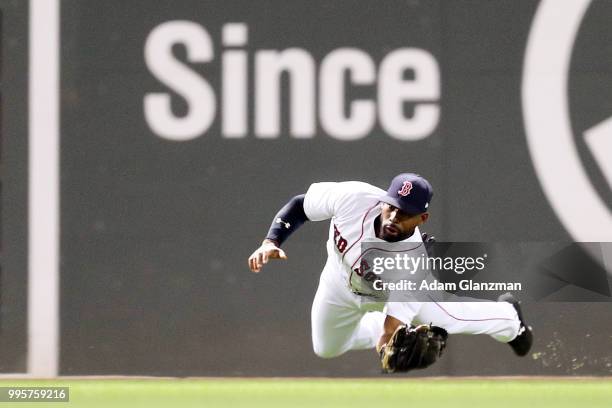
[379,324,448,373]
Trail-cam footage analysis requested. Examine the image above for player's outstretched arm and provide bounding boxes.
[248,194,309,273]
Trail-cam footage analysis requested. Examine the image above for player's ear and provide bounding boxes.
[420,212,429,223]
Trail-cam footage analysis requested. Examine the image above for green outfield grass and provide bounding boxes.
[1,378,611,408]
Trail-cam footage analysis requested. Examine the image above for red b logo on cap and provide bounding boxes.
[398,181,413,196]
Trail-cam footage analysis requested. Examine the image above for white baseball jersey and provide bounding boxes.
[304,181,424,299]
[304,181,521,359]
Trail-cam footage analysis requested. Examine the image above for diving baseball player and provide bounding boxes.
[247,173,533,372]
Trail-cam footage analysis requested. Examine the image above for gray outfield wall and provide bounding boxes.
[2,0,612,376]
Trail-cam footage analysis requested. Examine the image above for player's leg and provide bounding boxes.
[311,274,389,357]
[347,310,386,350]
[411,300,520,342]
[311,277,367,358]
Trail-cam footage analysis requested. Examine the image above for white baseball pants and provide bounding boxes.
[311,265,521,358]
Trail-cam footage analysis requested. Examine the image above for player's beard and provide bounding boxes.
[381,223,403,242]
[375,215,414,242]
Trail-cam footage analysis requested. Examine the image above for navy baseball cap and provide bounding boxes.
[380,173,433,215]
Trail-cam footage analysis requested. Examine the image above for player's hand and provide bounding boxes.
[248,239,288,273]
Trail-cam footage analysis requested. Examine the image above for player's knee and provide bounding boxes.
[312,342,343,359]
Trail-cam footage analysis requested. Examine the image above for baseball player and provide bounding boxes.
[248,173,533,371]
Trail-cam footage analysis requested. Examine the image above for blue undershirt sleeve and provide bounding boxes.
[265,194,309,246]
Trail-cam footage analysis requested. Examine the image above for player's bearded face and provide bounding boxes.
[379,203,428,242]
